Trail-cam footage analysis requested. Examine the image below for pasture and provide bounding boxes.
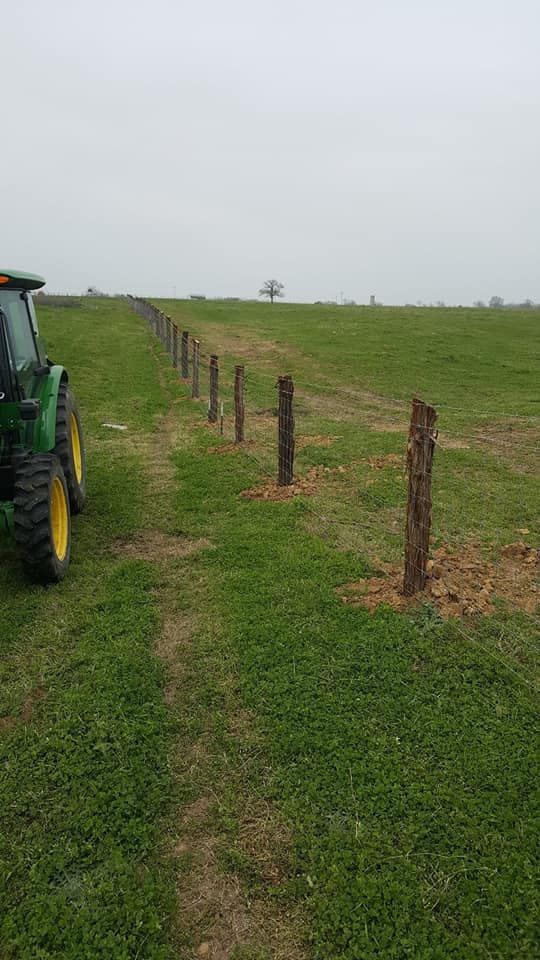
[0,297,538,959]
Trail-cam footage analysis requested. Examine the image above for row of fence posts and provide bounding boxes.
[127,297,297,491]
[205,356,295,486]
[127,296,437,598]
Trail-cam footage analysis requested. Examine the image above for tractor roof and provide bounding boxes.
[0,269,46,291]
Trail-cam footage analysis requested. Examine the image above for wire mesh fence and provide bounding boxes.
[127,295,539,680]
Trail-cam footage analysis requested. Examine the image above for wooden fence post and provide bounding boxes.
[277,375,295,485]
[166,317,172,356]
[192,339,200,399]
[208,355,219,423]
[234,365,245,443]
[403,397,437,596]
[172,324,178,368]
[181,331,189,378]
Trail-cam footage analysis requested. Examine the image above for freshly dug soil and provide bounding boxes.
[240,477,319,501]
[339,541,539,618]
[366,453,403,469]
[241,465,351,501]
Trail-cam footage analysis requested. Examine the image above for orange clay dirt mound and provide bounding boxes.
[241,465,351,501]
[207,440,257,455]
[338,541,538,618]
[366,453,403,469]
[240,477,319,501]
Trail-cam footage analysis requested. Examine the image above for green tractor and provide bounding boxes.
[0,269,86,583]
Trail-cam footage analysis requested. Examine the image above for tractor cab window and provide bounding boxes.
[0,291,39,371]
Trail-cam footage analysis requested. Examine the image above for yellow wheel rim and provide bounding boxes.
[70,413,83,485]
[51,476,69,561]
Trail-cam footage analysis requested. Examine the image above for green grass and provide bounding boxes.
[158,299,539,556]
[158,298,539,958]
[0,297,538,959]
[173,445,538,959]
[0,300,174,959]
[158,299,540,421]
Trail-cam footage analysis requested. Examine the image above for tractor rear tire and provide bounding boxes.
[54,383,87,514]
[13,454,71,584]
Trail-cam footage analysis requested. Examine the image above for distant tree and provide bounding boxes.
[473,300,486,308]
[504,299,538,310]
[489,295,504,309]
[259,279,284,304]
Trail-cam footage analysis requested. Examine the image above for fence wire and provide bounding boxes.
[127,296,539,686]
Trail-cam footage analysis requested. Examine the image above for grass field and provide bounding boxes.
[0,297,538,959]
[159,299,539,556]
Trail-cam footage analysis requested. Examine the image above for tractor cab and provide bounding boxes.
[0,270,86,582]
[0,269,47,403]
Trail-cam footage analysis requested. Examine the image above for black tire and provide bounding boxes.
[54,383,87,514]
[13,454,71,584]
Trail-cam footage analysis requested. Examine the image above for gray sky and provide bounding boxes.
[3,0,539,304]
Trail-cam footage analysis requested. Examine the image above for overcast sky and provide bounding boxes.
[3,0,539,304]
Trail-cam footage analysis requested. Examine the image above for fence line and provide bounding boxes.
[192,360,539,459]
[126,296,538,647]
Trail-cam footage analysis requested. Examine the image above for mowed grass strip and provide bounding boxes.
[0,300,174,959]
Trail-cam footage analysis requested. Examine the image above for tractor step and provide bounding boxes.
[0,500,14,535]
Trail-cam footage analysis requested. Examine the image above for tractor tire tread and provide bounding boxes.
[54,384,86,514]
[13,454,71,583]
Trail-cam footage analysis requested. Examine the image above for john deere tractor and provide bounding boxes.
[0,269,86,582]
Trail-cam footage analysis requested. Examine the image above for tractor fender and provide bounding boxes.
[34,365,68,453]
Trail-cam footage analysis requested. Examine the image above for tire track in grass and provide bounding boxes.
[135,340,309,959]
[0,299,178,959]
